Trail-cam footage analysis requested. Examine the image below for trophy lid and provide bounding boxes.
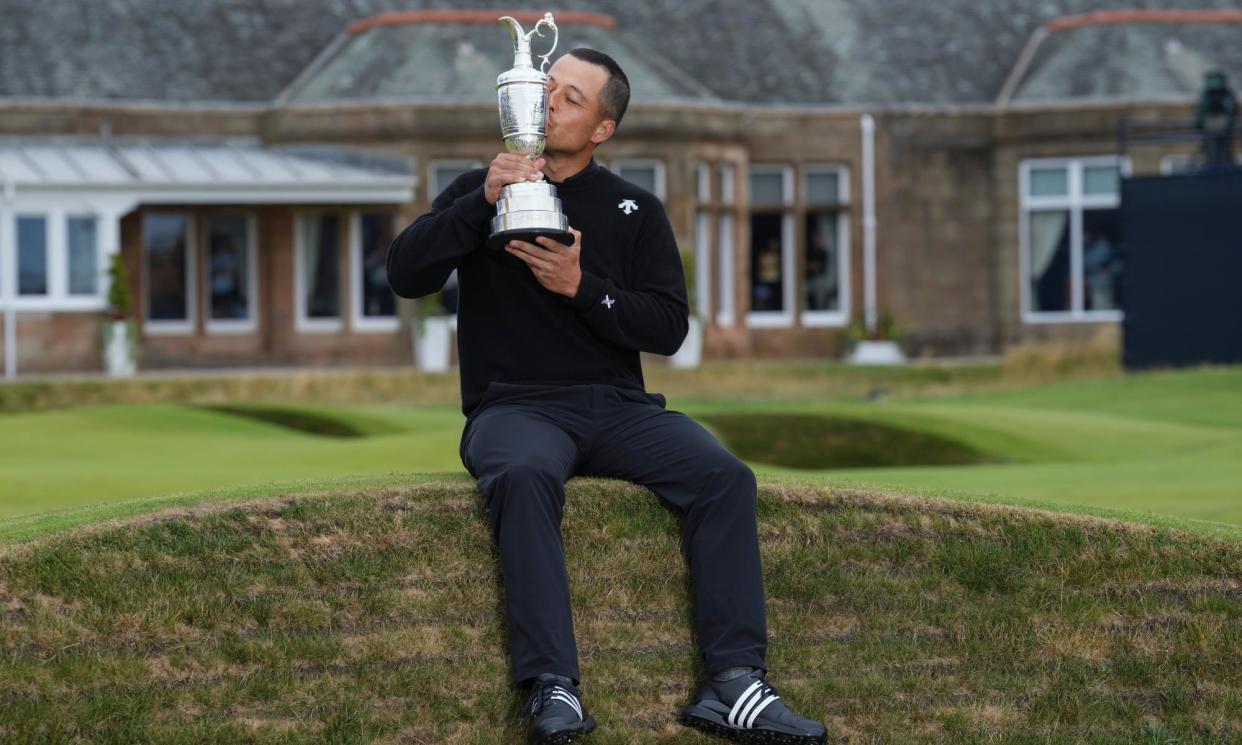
[498,13,558,73]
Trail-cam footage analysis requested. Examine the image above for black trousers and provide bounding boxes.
[459,382,767,686]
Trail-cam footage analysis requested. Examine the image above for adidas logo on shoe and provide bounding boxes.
[523,673,597,744]
[680,670,827,743]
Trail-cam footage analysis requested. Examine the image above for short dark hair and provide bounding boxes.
[567,47,630,127]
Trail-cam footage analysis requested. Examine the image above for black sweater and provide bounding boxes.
[387,159,689,417]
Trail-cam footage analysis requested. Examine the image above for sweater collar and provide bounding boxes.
[547,158,600,189]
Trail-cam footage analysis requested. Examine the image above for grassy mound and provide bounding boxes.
[700,413,1001,469]
[2,479,1240,744]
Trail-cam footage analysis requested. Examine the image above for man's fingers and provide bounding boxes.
[505,241,553,268]
[535,236,571,253]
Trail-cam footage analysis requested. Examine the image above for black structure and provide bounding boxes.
[1120,170,1242,369]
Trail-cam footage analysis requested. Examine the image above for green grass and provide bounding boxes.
[2,366,1241,536]
[2,478,1240,743]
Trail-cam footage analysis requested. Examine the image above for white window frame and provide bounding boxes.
[429,159,484,201]
[204,212,259,335]
[801,164,851,328]
[613,158,667,201]
[293,211,344,334]
[717,213,735,327]
[1019,156,1129,324]
[746,164,795,328]
[350,210,400,333]
[142,211,196,336]
[4,205,108,311]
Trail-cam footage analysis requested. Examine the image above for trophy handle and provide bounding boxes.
[530,13,559,73]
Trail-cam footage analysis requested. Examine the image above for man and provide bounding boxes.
[387,48,826,745]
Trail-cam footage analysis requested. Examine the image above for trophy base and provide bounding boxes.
[489,181,571,250]
[487,225,573,251]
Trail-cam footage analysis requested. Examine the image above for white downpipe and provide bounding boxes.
[2,177,14,380]
[861,113,878,333]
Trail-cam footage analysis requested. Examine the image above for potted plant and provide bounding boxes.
[101,253,138,377]
[845,311,907,365]
[413,282,457,373]
[669,248,704,369]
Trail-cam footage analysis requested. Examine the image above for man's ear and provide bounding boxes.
[590,119,617,146]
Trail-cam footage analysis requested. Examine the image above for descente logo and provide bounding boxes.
[618,199,638,215]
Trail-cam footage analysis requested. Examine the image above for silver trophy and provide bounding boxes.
[488,13,572,250]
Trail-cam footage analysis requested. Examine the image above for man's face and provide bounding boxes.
[545,55,615,155]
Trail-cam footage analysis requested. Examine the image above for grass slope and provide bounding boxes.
[2,478,1241,744]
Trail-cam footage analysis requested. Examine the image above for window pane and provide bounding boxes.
[805,172,841,205]
[695,212,711,318]
[750,172,785,205]
[301,215,340,319]
[719,164,735,204]
[696,163,711,203]
[717,214,734,322]
[359,213,395,318]
[67,216,98,295]
[432,164,475,197]
[207,215,251,321]
[1084,165,1120,196]
[1027,210,1071,313]
[1029,167,1068,197]
[17,216,47,296]
[805,212,841,312]
[145,213,189,321]
[1083,208,1122,312]
[618,166,657,194]
[750,213,785,312]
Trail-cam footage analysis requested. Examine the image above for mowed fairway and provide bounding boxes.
[2,366,1241,539]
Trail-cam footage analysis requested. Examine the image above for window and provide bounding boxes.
[747,165,794,327]
[205,214,256,332]
[143,212,194,333]
[429,159,483,201]
[295,213,342,332]
[352,211,398,331]
[717,164,736,326]
[1020,157,1126,321]
[802,165,850,326]
[17,216,47,296]
[717,213,735,326]
[67,215,98,296]
[614,159,666,200]
[692,164,713,320]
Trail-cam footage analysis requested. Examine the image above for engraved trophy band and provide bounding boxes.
[488,12,572,250]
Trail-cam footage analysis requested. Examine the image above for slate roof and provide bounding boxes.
[284,13,717,104]
[1010,21,1242,103]
[1,0,1240,106]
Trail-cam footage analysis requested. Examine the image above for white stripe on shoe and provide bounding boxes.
[549,687,583,720]
[744,694,780,729]
[727,680,765,727]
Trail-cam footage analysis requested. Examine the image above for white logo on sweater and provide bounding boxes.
[618,199,639,215]
[602,294,616,309]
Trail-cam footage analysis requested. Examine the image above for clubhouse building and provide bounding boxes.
[0,2,1238,374]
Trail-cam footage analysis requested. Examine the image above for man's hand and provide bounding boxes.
[505,227,583,298]
[485,153,546,205]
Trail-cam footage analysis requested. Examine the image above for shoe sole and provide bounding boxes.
[680,712,827,744]
[530,716,597,744]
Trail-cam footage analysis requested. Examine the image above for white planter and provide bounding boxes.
[415,316,454,372]
[669,316,704,369]
[104,320,136,377]
[848,340,907,366]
